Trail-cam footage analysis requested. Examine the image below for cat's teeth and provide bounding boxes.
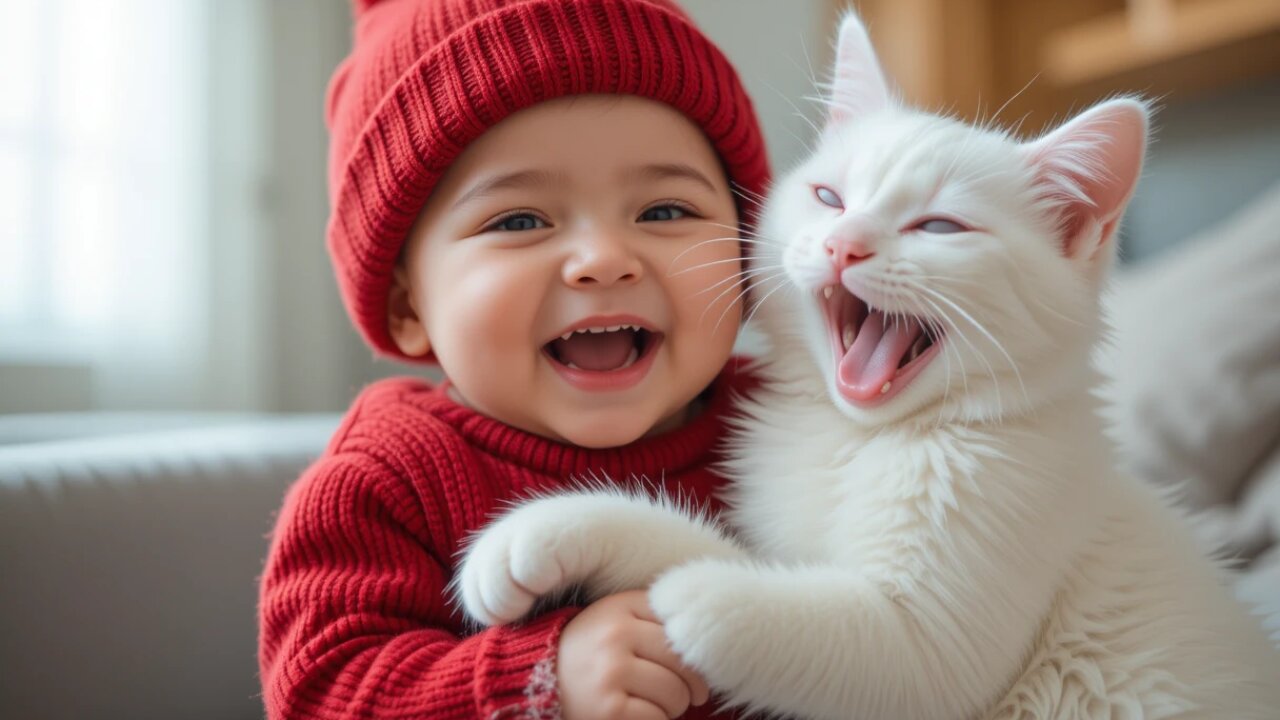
[880,381,892,394]
[842,325,855,350]
[823,286,834,299]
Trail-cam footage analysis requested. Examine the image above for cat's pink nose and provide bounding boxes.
[824,236,875,271]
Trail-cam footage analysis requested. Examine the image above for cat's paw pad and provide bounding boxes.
[457,510,587,626]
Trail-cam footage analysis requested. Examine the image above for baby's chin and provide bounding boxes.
[541,407,675,449]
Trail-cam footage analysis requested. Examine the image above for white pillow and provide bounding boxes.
[1101,182,1280,509]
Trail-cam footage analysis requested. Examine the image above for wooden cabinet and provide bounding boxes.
[838,0,1280,133]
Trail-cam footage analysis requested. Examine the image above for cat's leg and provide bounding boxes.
[457,489,747,626]
[649,558,1016,720]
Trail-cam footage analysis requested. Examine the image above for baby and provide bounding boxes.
[256,1,770,719]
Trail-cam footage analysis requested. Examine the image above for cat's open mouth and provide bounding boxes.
[821,285,943,406]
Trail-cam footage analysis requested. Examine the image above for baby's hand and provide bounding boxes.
[558,590,710,720]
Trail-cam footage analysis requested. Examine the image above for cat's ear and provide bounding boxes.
[827,11,891,127]
[1020,98,1149,267]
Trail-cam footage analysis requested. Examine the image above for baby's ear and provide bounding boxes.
[1020,98,1150,268]
[826,11,892,128]
[387,265,432,358]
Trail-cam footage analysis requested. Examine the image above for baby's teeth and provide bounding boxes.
[880,381,892,394]
[566,361,580,370]
[564,323,645,338]
[842,325,855,349]
[620,347,639,368]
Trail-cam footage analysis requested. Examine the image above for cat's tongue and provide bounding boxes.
[837,310,924,400]
[551,331,635,371]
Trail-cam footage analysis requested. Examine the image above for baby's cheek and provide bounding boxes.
[437,264,543,381]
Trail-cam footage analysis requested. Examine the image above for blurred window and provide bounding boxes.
[0,0,206,364]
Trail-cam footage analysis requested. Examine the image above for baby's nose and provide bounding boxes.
[563,238,643,288]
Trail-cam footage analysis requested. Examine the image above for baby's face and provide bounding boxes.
[391,95,744,447]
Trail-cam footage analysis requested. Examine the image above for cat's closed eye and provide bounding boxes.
[914,218,967,234]
[814,185,844,210]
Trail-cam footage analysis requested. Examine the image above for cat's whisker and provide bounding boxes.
[914,312,955,429]
[914,284,1030,407]
[912,290,984,405]
[692,265,784,298]
[730,183,771,207]
[697,218,779,244]
[707,270,786,337]
[914,271,1085,331]
[667,236,766,272]
[988,72,1041,134]
[690,272,766,301]
[741,273,791,330]
[794,32,834,124]
[666,255,751,278]
[804,95,863,121]
[698,268,784,330]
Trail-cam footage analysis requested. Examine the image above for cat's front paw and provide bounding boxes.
[648,559,760,692]
[457,507,598,626]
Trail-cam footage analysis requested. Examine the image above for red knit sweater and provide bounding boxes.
[258,359,757,719]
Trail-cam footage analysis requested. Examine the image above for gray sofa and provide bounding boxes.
[0,414,338,719]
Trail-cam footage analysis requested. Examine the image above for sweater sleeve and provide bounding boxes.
[257,452,580,719]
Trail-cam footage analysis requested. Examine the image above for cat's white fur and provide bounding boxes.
[457,12,1280,719]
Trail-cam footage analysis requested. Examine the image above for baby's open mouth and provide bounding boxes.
[821,284,943,405]
[543,324,660,372]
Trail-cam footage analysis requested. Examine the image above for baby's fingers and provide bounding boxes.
[634,621,710,707]
[618,696,669,720]
[624,658,695,718]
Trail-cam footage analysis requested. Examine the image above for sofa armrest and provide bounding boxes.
[0,415,339,720]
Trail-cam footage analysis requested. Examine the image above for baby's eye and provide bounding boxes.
[488,213,547,232]
[915,218,968,234]
[639,204,689,222]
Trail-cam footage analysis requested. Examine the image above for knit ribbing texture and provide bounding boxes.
[258,358,759,719]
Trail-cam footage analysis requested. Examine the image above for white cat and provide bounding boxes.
[456,12,1280,719]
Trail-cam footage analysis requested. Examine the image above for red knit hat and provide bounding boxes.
[326,0,771,362]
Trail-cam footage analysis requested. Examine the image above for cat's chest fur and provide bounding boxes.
[724,380,1100,576]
